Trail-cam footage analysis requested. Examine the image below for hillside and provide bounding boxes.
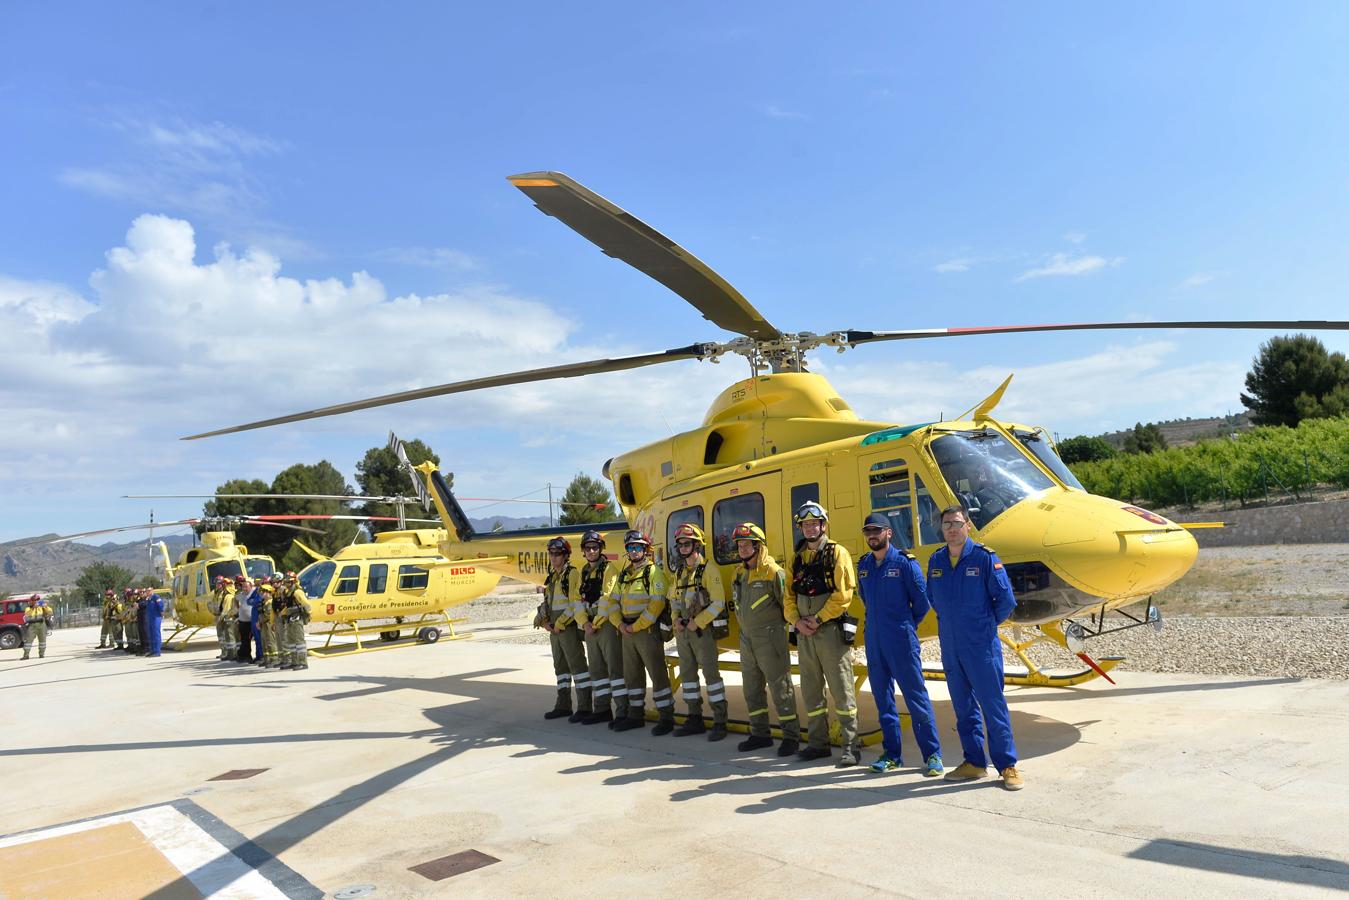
[1,534,195,593]
[1096,412,1253,449]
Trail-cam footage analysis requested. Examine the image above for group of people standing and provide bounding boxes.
[209,573,312,670]
[534,501,1025,790]
[95,587,166,657]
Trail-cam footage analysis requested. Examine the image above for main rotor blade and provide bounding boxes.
[125,493,412,503]
[241,519,326,535]
[508,172,782,342]
[182,345,707,439]
[14,519,205,546]
[845,319,1349,346]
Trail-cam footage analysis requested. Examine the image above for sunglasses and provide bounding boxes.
[548,550,567,556]
[941,520,968,529]
[675,540,694,548]
[625,544,646,553]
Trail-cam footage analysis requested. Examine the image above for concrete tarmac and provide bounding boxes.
[2,625,1347,898]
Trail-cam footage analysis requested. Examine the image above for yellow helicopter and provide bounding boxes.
[187,171,1349,693]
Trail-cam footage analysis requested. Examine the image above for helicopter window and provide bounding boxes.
[1014,427,1086,491]
[398,564,430,591]
[245,558,274,579]
[207,561,243,584]
[299,562,335,598]
[789,482,820,547]
[704,431,724,465]
[334,565,361,596]
[618,474,636,506]
[712,492,765,565]
[367,563,388,595]
[913,475,943,546]
[930,432,1054,529]
[867,463,914,550]
[196,571,206,596]
[665,507,706,571]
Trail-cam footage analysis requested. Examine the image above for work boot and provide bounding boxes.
[544,707,572,720]
[612,716,644,732]
[21,652,29,660]
[582,709,613,726]
[673,717,707,737]
[1001,766,1025,791]
[797,746,831,763]
[945,761,989,782]
[707,723,728,743]
[777,738,800,757]
[738,735,773,752]
[97,643,107,649]
[838,747,860,767]
[567,710,588,723]
[651,717,675,736]
[280,663,294,670]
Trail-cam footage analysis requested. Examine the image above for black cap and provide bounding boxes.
[863,512,890,530]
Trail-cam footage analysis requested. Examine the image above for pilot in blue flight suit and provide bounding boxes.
[856,512,944,777]
[925,504,1025,791]
[144,590,165,657]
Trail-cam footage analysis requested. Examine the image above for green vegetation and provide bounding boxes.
[1122,421,1168,454]
[354,437,440,534]
[1057,435,1116,464]
[1242,334,1349,426]
[558,473,615,526]
[1070,416,1349,507]
[73,561,139,607]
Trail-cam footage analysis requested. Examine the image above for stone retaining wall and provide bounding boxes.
[1169,496,1349,547]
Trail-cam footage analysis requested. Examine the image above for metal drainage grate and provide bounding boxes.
[208,768,269,781]
[409,849,500,881]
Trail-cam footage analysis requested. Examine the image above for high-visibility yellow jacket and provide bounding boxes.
[572,559,618,628]
[604,560,667,632]
[784,540,856,624]
[24,604,53,625]
[541,564,580,627]
[668,556,727,630]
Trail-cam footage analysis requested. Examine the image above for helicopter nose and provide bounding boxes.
[990,492,1198,600]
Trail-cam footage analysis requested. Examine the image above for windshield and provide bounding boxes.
[206,560,243,583]
[299,561,335,599]
[930,430,1054,529]
[245,558,275,579]
[1014,427,1085,491]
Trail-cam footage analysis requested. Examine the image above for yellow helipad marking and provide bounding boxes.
[0,805,289,899]
[0,821,199,899]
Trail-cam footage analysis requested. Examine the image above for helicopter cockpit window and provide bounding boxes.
[367,563,388,595]
[1014,427,1086,491]
[665,506,705,572]
[930,431,1054,529]
[398,564,430,591]
[913,474,943,545]
[712,492,765,564]
[334,565,361,596]
[245,558,274,579]
[867,462,914,550]
[206,561,243,585]
[299,562,335,599]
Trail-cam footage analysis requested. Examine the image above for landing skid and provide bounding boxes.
[164,623,206,651]
[309,612,471,657]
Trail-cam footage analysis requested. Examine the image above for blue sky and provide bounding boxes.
[3,2,1348,542]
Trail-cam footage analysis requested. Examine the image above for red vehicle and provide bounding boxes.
[1,596,30,651]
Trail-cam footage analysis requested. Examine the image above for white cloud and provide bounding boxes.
[1180,271,1221,288]
[1016,252,1124,282]
[933,258,973,273]
[59,114,286,235]
[371,246,480,271]
[764,104,807,120]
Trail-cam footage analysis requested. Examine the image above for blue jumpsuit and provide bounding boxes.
[925,538,1019,771]
[858,546,941,764]
[145,593,164,656]
[250,592,264,661]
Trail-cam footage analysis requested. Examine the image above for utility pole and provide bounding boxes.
[547,483,555,527]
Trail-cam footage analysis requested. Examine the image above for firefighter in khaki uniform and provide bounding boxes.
[107,590,125,650]
[278,573,311,670]
[217,578,240,661]
[668,523,729,741]
[21,595,53,659]
[785,501,861,766]
[98,589,117,648]
[730,523,801,757]
[607,530,674,735]
[257,582,280,668]
[121,591,141,655]
[535,537,591,721]
[574,530,624,726]
[209,576,232,660]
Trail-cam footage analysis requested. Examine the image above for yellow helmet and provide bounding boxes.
[731,522,767,544]
[673,523,705,545]
[793,501,828,525]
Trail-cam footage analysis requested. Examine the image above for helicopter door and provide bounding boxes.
[861,454,942,551]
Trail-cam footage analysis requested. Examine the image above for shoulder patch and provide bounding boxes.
[902,551,916,559]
